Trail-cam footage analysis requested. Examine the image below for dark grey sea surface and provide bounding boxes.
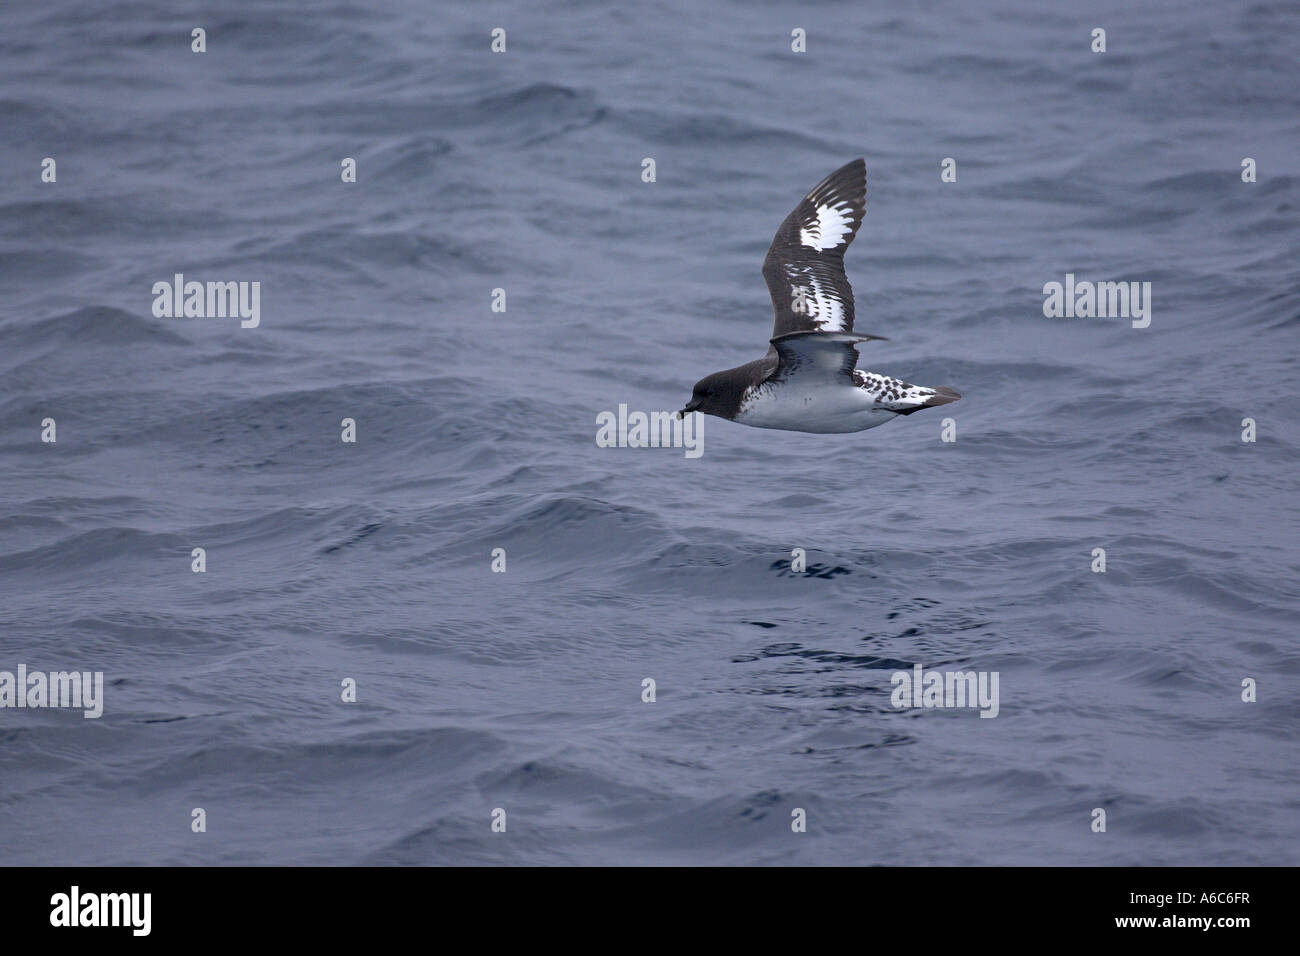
[1,0,1297,865]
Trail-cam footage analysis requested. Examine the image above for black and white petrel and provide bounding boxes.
[679,159,960,433]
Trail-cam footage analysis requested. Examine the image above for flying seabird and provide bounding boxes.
[679,159,960,433]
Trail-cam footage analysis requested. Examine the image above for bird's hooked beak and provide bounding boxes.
[678,398,702,418]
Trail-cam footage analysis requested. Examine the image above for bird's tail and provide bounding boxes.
[889,385,961,415]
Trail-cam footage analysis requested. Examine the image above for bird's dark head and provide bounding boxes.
[679,370,735,419]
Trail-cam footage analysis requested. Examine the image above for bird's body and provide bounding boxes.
[680,159,960,433]
[736,363,948,434]
[736,374,896,434]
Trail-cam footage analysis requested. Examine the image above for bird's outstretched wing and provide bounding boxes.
[762,158,866,339]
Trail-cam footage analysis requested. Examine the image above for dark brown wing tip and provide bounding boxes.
[925,387,962,406]
[816,158,865,196]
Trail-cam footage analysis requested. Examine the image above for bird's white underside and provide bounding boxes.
[734,358,943,433]
[736,377,897,433]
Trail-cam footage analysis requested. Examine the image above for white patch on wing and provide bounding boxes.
[786,268,846,331]
[799,200,855,251]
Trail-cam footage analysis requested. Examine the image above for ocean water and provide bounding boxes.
[1,0,1297,866]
